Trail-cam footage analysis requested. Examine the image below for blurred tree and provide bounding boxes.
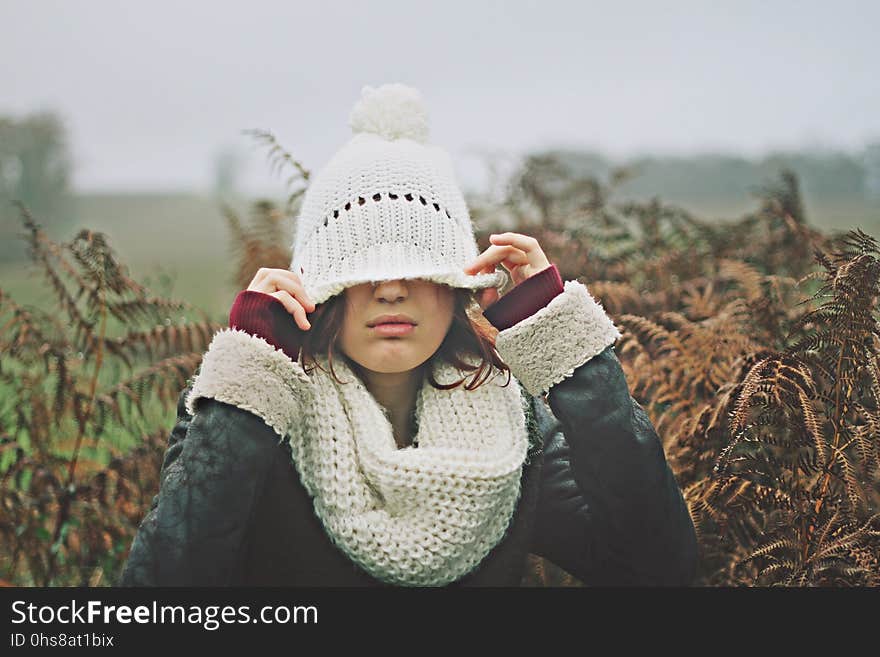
[212,144,244,203]
[864,141,880,201]
[0,111,72,261]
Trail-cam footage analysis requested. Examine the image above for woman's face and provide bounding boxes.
[339,278,455,374]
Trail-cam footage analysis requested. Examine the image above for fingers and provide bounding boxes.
[270,290,312,331]
[463,244,529,275]
[248,268,316,312]
[489,233,550,270]
[247,267,316,331]
[488,232,540,251]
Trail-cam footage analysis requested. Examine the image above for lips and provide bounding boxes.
[367,314,418,327]
[371,323,416,337]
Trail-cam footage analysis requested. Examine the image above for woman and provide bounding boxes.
[120,83,697,587]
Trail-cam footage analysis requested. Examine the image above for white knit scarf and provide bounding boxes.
[286,352,529,587]
[187,280,622,586]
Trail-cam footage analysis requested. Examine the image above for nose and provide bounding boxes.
[372,278,408,303]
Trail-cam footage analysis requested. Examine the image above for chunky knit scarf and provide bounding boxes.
[185,329,530,587]
[292,353,529,586]
[185,279,622,586]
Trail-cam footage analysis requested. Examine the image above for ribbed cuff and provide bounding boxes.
[229,290,303,362]
[483,264,564,331]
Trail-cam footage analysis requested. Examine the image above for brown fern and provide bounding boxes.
[0,205,222,585]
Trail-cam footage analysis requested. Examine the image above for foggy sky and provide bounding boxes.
[2,0,878,194]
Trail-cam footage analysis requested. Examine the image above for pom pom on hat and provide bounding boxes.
[293,81,508,307]
[349,83,430,144]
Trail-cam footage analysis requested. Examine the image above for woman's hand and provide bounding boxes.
[246,267,316,331]
[463,232,552,311]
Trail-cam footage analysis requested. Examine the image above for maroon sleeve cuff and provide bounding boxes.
[229,290,303,362]
[482,264,564,331]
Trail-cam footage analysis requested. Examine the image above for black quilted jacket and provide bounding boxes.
[120,344,698,586]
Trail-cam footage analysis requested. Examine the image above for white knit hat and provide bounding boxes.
[290,82,507,306]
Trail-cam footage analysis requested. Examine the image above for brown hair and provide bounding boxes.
[298,285,512,391]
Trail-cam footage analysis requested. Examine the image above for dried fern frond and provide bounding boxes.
[242,129,310,213]
[0,205,223,586]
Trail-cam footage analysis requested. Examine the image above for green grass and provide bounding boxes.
[0,193,269,471]
[1,192,263,322]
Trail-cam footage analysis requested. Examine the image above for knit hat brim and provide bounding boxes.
[300,268,507,307]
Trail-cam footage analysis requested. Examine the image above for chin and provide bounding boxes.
[355,342,435,374]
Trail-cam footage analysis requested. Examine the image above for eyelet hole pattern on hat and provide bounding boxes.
[313,191,457,237]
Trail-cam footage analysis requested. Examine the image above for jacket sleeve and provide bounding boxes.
[491,280,698,586]
[119,327,310,586]
[119,388,283,585]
